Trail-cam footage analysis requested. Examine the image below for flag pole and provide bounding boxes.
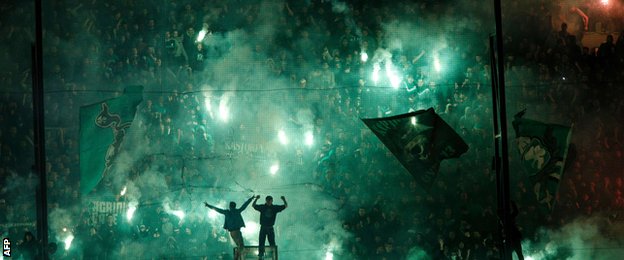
[32,0,49,258]
[491,0,512,259]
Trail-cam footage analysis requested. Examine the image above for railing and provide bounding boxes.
[234,246,278,260]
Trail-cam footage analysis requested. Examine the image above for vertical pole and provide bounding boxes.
[488,35,503,256]
[32,0,49,259]
[492,0,512,259]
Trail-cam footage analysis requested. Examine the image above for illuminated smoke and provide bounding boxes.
[433,55,442,73]
[204,96,214,119]
[171,210,185,220]
[126,201,138,222]
[208,208,219,220]
[64,234,74,250]
[384,61,401,89]
[241,221,260,244]
[304,130,314,147]
[270,163,280,175]
[218,93,233,123]
[163,200,185,220]
[324,251,334,260]
[278,129,289,145]
[372,63,381,84]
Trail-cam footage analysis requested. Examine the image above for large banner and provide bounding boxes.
[362,108,469,191]
[80,86,143,195]
[86,200,129,226]
[512,110,572,210]
[223,141,275,159]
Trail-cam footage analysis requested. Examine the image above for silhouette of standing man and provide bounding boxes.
[204,195,255,259]
[253,195,287,259]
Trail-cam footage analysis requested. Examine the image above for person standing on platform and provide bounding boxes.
[253,195,288,259]
[204,195,255,258]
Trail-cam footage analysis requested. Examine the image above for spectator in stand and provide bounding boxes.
[17,231,39,259]
[83,227,104,260]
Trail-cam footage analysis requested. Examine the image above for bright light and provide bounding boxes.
[172,210,185,220]
[120,186,127,196]
[197,29,207,42]
[270,163,279,175]
[62,227,67,232]
[304,130,314,147]
[278,129,289,145]
[372,63,381,83]
[64,234,74,250]
[218,98,229,122]
[360,52,368,62]
[127,201,137,222]
[411,116,417,126]
[434,55,442,73]
[601,0,609,5]
[325,251,334,260]
[385,62,401,88]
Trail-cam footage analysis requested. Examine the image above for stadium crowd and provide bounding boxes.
[1,0,624,259]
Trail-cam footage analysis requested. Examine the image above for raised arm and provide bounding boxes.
[252,195,260,210]
[239,195,255,211]
[405,81,417,92]
[204,202,226,214]
[281,196,288,209]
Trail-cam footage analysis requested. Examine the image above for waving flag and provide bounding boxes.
[512,110,572,210]
[362,108,468,190]
[80,86,143,195]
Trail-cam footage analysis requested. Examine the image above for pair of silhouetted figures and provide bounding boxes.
[205,195,288,259]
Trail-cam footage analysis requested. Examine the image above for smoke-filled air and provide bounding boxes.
[1,0,624,259]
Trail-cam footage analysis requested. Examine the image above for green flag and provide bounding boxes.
[512,110,572,210]
[362,108,469,191]
[80,86,143,195]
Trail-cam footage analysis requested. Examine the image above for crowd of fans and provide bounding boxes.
[2,0,624,259]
